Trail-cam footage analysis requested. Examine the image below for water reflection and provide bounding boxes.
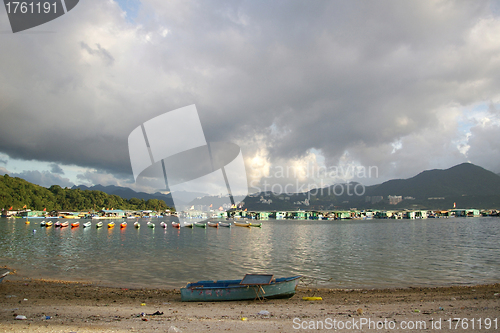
[0,217,499,289]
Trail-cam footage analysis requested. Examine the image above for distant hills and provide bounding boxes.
[235,163,500,210]
[1,163,499,212]
[360,163,500,209]
[73,184,176,207]
[61,163,500,211]
[72,185,212,209]
[365,163,500,197]
[0,175,172,212]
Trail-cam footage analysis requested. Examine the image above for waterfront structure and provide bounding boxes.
[450,209,480,217]
[405,210,428,219]
[20,210,47,218]
[91,209,128,219]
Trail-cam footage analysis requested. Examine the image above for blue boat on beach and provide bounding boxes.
[0,269,9,283]
[181,274,301,301]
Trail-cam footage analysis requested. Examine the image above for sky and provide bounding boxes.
[0,0,500,196]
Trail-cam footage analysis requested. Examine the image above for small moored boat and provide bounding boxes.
[183,222,193,228]
[40,221,46,227]
[207,222,219,228]
[0,269,10,283]
[194,222,206,228]
[218,222,231,227]
[134,221,140,228]
[96,221,103,228]
[60,221,69,228]
[71,222,80,228]
[172,222,180,228]
[108,222,115,228]
[45,221,53,227]
[83,221,92,228]
[160,221,167,228]
[120,222,127,228]
[249,223,262,228]
[147,221,155,228]
[181,274,301,302]
[234,221,251,227]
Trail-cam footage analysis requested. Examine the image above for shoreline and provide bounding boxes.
[1,274,499,332]
[7,265,500,292]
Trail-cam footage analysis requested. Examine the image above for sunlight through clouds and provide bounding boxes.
[1,0,500,191]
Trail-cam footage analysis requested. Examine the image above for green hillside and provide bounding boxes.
[238,163,500,210]
[2,163,498,212]
[0,174,173,212]
[365,163,500,197]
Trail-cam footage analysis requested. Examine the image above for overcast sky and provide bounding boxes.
[0,0,499,195]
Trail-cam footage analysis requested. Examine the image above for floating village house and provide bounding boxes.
[450,209,480,217]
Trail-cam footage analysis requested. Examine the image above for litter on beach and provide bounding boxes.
[302,296,322,301]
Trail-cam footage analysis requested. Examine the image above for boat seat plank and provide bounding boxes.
[240,274,274,285]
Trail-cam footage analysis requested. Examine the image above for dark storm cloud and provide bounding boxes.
[0,169,74,188]
[149,0,500,179]
[0,0,498,186]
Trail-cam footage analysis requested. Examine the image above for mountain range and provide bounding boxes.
[71,185,209,209]
[231,163,500,210]
[359,163,500,209]
[72,184,176,207]
[74,163,500,210]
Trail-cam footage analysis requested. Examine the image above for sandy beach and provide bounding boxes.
[1,272,499,333]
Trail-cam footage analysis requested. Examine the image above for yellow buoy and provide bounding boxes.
[302,296,322,301]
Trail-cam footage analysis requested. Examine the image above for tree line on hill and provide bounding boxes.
[0,174,173,212]
[1,163,498,213]
[226,163,500,211]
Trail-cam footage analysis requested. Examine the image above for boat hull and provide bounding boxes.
[0,269,9,283]
[234,222,251,227]
[181,276,301,302]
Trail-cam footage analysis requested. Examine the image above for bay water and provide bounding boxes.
[1,217,499,289]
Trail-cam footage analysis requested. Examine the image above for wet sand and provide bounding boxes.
[1,275,499,332]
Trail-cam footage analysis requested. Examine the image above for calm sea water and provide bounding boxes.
[1,217,499,289]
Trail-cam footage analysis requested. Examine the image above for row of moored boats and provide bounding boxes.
[36,220,262,229]
[167,221,262,229]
